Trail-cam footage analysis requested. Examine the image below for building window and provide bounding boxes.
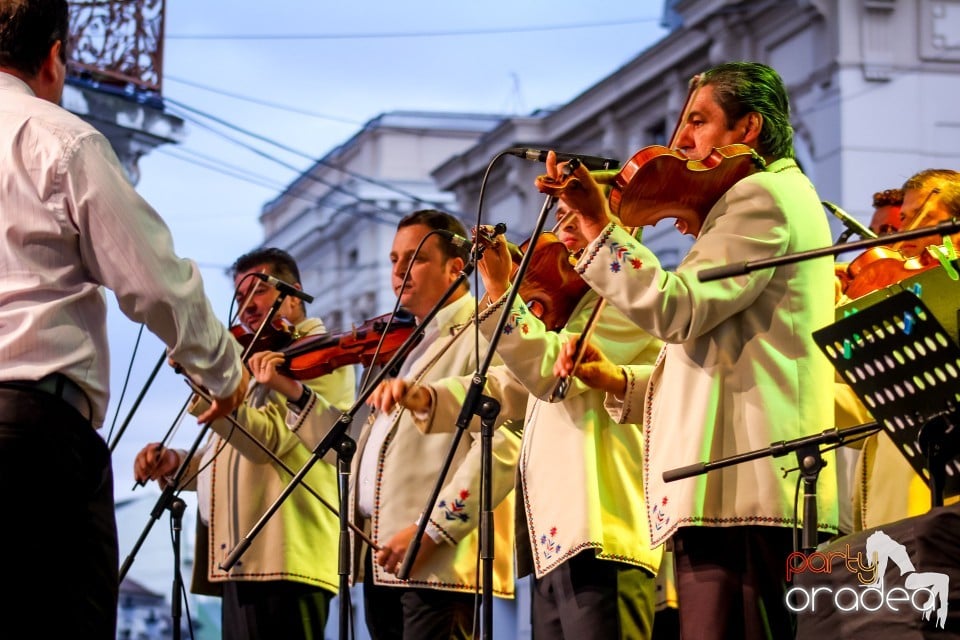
[647,120,667,147]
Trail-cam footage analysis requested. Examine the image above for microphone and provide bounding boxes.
[822,201,877,240]
[438,223,507,252]
[252,272,315,304]
[507,147,620,171]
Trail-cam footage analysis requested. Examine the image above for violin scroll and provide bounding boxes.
[534,163,619,199]
[230,318,297,355]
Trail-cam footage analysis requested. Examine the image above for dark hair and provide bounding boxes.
[903,169,960,218]
[700,61,795,159]
[230,247,301,284]
[397,209,470,263]
[872,188,903,208]
[0,0,69,76]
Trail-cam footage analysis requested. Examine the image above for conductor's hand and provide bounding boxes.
[197,365,250,424]
[545,150,613,243]
[134,442,179,484]
[553,334,626,396]
[367,378,431,415]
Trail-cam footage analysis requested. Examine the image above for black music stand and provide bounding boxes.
[813,289,960,508]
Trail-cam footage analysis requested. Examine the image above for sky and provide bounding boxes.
[104,0,669,595]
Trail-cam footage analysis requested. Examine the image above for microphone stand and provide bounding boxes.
[109,351,166,453]
[663,422,882,553]
[217,246,499,640]
[698,219,960,282]
[119,290,290,624]
[169,496,186,640]
[397,190,563,640]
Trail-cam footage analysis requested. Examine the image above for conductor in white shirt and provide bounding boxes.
[0,1,248,636]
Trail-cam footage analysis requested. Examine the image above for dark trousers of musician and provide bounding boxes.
[221,579,332,640]
[673,525,796,640]
[363,547,477,640]
[0,384,118,639]
[531,549,657,640]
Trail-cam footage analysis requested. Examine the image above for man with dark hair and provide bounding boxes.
[553,61,839,639]
[252,210,521,639]
[375,209,667,639]
[852,168,960,532]
[0,0,247,635]
[870,188,904,236]
[136,247,355,639]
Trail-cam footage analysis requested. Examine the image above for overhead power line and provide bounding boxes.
[166,16,661,41]
[163,95,452,211]
[164,75,364,125]
[163,102,410,222]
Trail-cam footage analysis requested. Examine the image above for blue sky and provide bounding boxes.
[108,0,668,593]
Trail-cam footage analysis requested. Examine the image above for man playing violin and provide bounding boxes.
[889,169,960,259]
[846,169,960,532]
[251,210,521,640]
[552,61,839,640]
[368,209,670,640]
[135,248,355,640]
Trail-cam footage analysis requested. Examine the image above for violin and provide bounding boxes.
[274,311,418,380]
[476,227,591,331]
[609,144,765,236]
[840,246,940,301]
[534,144,765,237]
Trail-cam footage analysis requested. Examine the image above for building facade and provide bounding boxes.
[258,111,506,331]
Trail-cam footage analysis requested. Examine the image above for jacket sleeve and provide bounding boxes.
[476,290,660,402]
[415,365,530,435]
[66,132,242,397]
[576,177,791,344]
[602,364,655,424]
[423,414,522,545]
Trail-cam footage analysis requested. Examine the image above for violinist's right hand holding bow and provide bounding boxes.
[134,442,180,485]
[554,334,628,397]
[542,150,613,243]
[367,378,431,415]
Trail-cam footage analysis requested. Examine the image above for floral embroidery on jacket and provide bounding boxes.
[651,496,671,531]
[608,241,643,273]
[438,489,471,522]
[539,526,562,561]
[503,302,530,335]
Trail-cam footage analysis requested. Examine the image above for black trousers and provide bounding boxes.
[0,387,118,639]
[363,548,477,639]
[531,550,657,640]
[672,525,797,640]
[221,579,332,640]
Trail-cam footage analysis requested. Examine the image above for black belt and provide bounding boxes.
[0,373,93,422]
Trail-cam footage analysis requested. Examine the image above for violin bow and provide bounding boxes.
[134,274,264,486]
[183,379,380,550]
[549,74,701,401]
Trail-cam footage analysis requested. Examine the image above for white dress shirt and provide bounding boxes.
[0,72,241,426]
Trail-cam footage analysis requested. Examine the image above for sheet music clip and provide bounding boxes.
[814,290,960,508]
